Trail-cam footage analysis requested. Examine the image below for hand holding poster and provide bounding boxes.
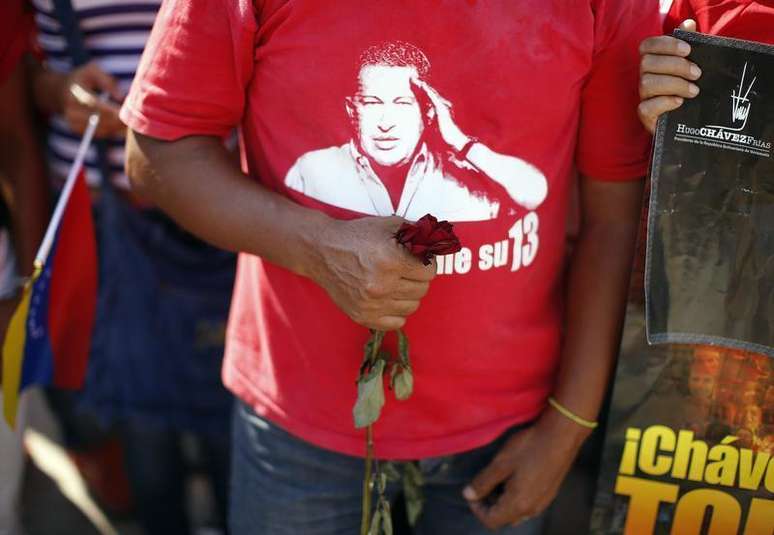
[646,30,774,355]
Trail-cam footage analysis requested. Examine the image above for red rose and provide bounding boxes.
[394,214,462,265]
[357,214,462,533]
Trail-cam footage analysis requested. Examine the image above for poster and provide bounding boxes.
[590,32,774,535]
[646,30,774,356]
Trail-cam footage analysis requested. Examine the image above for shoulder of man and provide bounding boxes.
[286,144,356,192]
[296,144,353,172]
[589,0,660,46]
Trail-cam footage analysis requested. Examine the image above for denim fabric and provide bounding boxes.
[122,420,232,535]
[230,402,545,535]
[80,187,235,433]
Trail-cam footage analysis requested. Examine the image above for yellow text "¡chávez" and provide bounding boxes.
[614,426,774,535]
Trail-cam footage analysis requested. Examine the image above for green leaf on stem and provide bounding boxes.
[360,331,385,377]
[368,509,382,535]
[403,462,424,527]
[397,329,410,367]
[381,501,393,535]
[382,462,401,482]
[354,359,386,428]
[389,362,399,390]
[365,331,386,360]
[394,366,413,401]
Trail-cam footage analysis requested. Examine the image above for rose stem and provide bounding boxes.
[361,330,383,535]
[361,424,374,535]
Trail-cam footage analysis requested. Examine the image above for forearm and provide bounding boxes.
[29,60,67,116]
[0,60,50,276]
[12,137,49,275]
[547,179,644,441]
[126,131,331,277]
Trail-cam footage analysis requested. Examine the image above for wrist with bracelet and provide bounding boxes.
[547,396,598,430]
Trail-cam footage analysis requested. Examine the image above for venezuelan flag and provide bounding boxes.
[2,115,98,428]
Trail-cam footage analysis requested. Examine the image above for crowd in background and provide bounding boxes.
[1,0,233,533]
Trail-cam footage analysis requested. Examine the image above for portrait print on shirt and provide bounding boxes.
[284,41,549,222]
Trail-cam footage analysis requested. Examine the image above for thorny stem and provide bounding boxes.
[360,331,382,535]
[361,424,374,535]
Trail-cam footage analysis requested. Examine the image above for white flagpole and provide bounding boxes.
[33,110,101,268]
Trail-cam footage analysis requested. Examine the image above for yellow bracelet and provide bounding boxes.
[547,397,598,429]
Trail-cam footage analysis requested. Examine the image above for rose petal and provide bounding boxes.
[410,244,429,255]
[394,214,461,264]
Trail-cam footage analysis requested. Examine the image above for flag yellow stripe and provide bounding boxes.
[2,282,33,429]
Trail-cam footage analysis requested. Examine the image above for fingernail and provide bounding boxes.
[463,486,477,501]
[689,84,700,96]
[690,65,702,79]
[678,42,691,56]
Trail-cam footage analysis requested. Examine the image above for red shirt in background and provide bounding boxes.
[0,0,34,84]
[666,0,774,43]
[121,0,658,459]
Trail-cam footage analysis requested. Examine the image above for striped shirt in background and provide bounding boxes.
[32,0,161,189]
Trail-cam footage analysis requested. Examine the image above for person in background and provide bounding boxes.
[122,1,659,533]
[28,1,236,533]
[0,1,50,533]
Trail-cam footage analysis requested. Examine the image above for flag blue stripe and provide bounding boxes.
[20,236,59,390]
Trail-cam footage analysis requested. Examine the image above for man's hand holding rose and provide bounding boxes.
[310,216,436,332]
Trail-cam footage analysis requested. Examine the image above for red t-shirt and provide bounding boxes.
[0,0,34,84]
[665,0,774,41]
[121,0,658,459]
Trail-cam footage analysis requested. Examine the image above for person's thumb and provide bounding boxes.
[463,459,509,502]
[680,19,697,33]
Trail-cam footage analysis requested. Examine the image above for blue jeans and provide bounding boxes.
[122,420,231,535]
[229,402,545,534]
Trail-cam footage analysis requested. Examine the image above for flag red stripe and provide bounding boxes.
[47,168,97,389]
